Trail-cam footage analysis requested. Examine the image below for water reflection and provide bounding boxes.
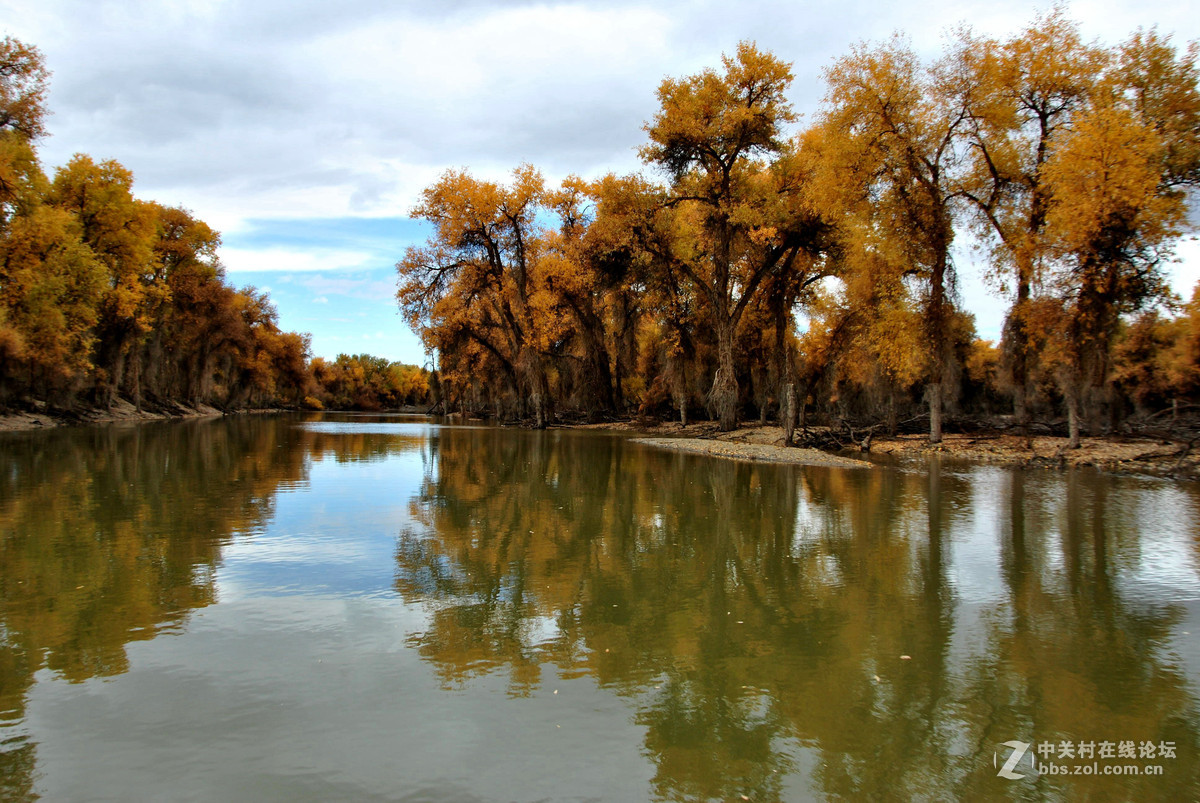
[396,430,1200,801]
[1,416,1198,801]
[0,416,308,801]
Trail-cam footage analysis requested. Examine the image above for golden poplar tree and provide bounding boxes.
[640,42,811,431]
[397,166,555,425]
[817,36,971,443]
[954,11,1105,426]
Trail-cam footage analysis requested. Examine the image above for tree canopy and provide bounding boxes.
[397,17,1199,441]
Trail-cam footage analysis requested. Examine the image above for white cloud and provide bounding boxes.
[4,0,1198,361]
[220,247,375,273]
[299,274,395,299]
[8,0,1199,231]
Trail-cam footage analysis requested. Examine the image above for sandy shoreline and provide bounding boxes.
[632,436,872,468]
[578,420,1199,479]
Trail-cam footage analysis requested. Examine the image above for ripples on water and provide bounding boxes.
[1,412,1198,801]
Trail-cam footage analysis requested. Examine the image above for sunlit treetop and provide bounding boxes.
[641,41,795,184]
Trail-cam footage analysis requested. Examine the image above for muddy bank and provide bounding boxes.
[574,420,1198,479]
[0,402,439,432]
[868,431,1198,478]
[0,398,226,432]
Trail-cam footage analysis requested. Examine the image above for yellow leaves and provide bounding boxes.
[152,204,221,275]
[412,164,545,257]
[817,35,959,282]
[1116,29,1200,186]
[400,165,571,401]
[1002,9,1106,115]
[1043,102,1182,256]
[747,226,777,246]
[964,339,1002,394]
[823,35,921,127]
[0,304,25,361]
[0,203,104,375]
[0,131,44,214]
[1110,281,1200,403]
[642,41,794,181]
[0,49,320,407]
[0,36,50,141]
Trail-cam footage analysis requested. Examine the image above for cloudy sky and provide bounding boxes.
[3,0,1198,365]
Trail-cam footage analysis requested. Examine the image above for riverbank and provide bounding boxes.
[0,401,436,432]
[577,420,1199,479]
[0,398,227,431]
[6,405,1195,479]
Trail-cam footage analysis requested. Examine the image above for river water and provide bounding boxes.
[1,413,1198,801]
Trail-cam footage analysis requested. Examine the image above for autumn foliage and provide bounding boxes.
[399,15,1200,441]
[3,17,1198,439]
[0,37,429,414]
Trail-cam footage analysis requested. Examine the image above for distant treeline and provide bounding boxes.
[0,37,428,414]
[397,11,1200,443]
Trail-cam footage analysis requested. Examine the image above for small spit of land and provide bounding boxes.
[581,420,1200,479]
[631,435,872,469]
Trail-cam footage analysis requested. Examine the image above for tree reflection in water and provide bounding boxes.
[2,419,1196,801]
[395,428,1200,801]
[0,417,309,802]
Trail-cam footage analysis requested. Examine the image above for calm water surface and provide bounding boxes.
[1,413,1199,801]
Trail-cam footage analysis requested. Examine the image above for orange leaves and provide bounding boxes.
[642,41,794,183]
[0,203,104,379]
[398,165,562,413]
[1042,103,1179,259]
[0,37,50,141]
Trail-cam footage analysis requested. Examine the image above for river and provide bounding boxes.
[1,413,1198,800]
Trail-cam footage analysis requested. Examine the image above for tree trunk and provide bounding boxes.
[1066,386,1082,449]
[710,317,738,431]
[783,383,796,446]
[927,234,949,445]
[771,284,789,426]
[1008,270,1032,432]
[131,348,142,412]
[929,382,943,445]
[566,297,616,414]
[532,393,545,429]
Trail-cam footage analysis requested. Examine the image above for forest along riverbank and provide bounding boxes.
[577,420,1200,479]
